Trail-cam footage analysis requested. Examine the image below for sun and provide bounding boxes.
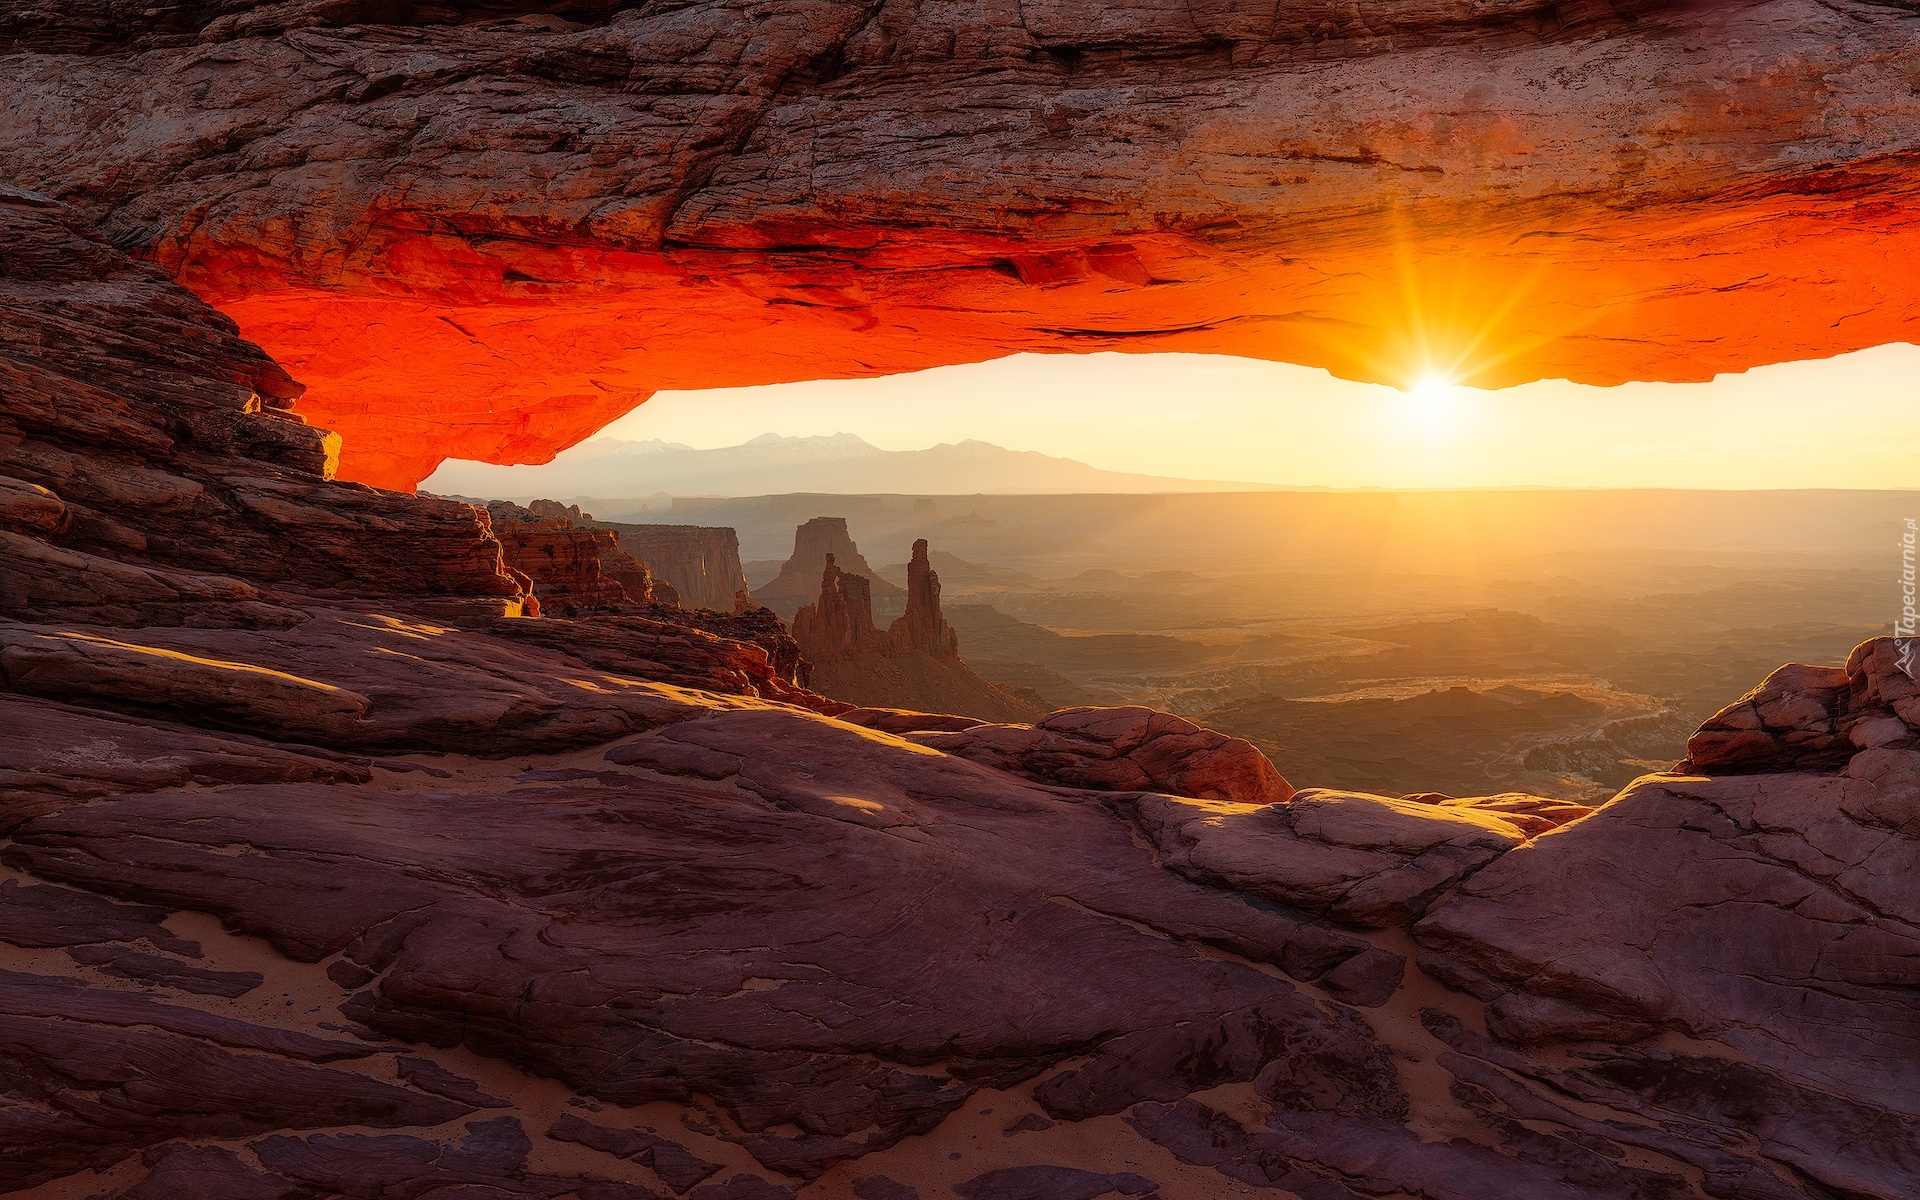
[1404,372,1460,427]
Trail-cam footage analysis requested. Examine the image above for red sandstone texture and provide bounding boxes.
[4,1,1918,487]
[485,499,633,612]
[7,96,1920,1200]
[590,521,753,613]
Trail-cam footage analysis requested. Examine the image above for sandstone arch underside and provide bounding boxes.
[4,0,1917,490]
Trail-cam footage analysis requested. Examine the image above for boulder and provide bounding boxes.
[913,706,1293,806]
[1136,789,1526,928]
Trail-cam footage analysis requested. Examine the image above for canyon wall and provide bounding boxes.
[593,521,750,612]
[4,2,1917,486]
[484,499,632,612]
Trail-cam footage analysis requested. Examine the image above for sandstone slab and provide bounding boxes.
[1137,788,1526,928]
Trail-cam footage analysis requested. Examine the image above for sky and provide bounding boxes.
[542,343,1920,491]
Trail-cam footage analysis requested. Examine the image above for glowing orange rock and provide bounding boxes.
[4,0,1916,489]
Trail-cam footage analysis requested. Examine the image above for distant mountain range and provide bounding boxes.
[423,433,1275,499]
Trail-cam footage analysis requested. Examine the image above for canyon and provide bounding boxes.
[793,537,1037,721]
[4,1,1919,1195]
[2,182,1918,1197]
[2,2,1918,486]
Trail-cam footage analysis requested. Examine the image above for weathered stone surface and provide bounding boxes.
[65,944,264,997]
[0,185,528,621]
[1136,788,1526,928]
[6,700,1403,1177]
[593,522,752,613]
[4,4,1918,486]
[0,968,469,1190]
[913,705,1294,806]
[9,183,1920,1199]
[1404,790,1595,836]
[1684,640,1919,773]
[549,1111,722,1192]
[0,877,197,954]
[485,499,634,612]
[1414,752,1920,1134]
[0,695,366,830]
[954,1166,1157,1200]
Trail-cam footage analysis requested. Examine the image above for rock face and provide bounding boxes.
[791,553,879,659]
[594,521,752,612]
[1136,789,1527,929]
[1683,641,1920,772]
[759,518,904,619]
[484,499,633,612]
[0,184,527,625]
[9,188,1920,1200]
[910,706,1295,807]
[4,2,1918,486]
[793,540,1036,722]
[890,538,958,659]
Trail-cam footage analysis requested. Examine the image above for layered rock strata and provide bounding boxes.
[0,185,525,625]
[5,2,1920,485]
[593,521,752,612]
[7,190,1920,1200]
[485,498,634,612]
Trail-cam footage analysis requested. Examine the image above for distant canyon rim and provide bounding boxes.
[4,0,1919,486]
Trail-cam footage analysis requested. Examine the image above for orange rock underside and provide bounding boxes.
[197,184,1920,491]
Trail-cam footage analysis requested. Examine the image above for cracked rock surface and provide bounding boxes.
[4,194,1920,1197]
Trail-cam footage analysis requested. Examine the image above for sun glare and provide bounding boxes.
[1404,373,1460,429]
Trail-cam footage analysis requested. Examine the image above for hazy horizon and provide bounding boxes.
[426,344,1920,494]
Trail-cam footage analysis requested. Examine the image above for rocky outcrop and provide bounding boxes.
[791,553,879,658]
[1683,640,1919,772]
[888,538,958,659]
[752,517,904,619]
[793,540,1035,722]
[908,706,1294,807]
[10,187,1920,1200]
[0,185,527,624]
[527,499,590,524]
[595,538,658,607]
[4,3,1918,486]
[594,521,751,612]
[484,499,631,612]
[1135,789,1526,929]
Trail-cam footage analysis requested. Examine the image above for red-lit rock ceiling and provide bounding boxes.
[4,0,1917,489]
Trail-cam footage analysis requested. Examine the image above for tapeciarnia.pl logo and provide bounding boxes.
[1899,517,1917,679]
